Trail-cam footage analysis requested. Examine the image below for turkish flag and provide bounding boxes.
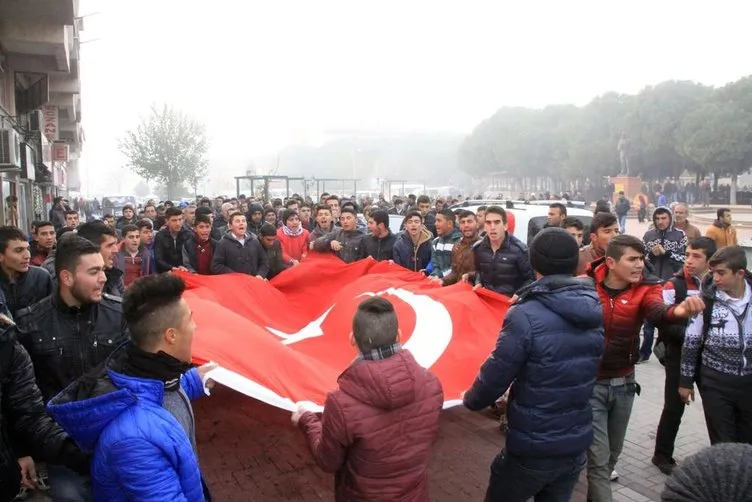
[180,254,510,411]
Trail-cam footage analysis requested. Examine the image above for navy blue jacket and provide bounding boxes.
[472,233,534,297]
[392,229,433,272]
[463,275,604,457]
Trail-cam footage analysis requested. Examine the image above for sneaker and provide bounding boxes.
[651,455,676,475]
[13,487,28,501]
[610,470,619,481]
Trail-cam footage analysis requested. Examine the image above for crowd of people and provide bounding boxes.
[0,189,748,501]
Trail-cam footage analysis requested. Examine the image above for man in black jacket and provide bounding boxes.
[0,226,54,317]
[14,236,127,501]
[153,207,190,273]
[363,210,396,261]
[258,223,291,279]
[0,319,90,501]
[17,235,128,402]
[77,221,123,297]
[469,205,534,297]
[211,213,269,277]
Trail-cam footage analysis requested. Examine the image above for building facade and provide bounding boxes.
[0,0,83,232]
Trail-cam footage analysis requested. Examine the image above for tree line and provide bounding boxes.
[459,76,752,204]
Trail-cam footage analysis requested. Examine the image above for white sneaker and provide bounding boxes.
[610,469,619,481]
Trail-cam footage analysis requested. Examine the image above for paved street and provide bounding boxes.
[194,357,710,501]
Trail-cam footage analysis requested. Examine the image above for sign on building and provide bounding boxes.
[42,105,59,141]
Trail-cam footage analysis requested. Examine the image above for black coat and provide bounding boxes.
[153,228,191,273]
[0,329,89,501]
[472,233,534,297]
[362,232,397,261]
[16,292,129,402]
[211,233,270,278]
[0,266,54,319]
[265,241,290,280]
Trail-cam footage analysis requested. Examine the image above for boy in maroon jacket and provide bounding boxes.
[292,297,443,502]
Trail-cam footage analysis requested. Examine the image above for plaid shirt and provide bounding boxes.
[358,343,402,361]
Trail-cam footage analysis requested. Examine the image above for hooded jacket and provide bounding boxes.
[680,271,752,387]
[47,345,211,502]
[464,276,604,457]
[113,246,155,288]
[297,350,443,502]
[429,227,462,279]
[642,207,687,281]
[393,228,433,272]
[211,232,270,277]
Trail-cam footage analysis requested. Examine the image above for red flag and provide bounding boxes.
[181,255,510,411]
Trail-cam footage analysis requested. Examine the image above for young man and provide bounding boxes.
[246,203,264,236]
[585,235,703,501]
[310,205,335,242]
[182,204,197,231]
[143,204,158,221]
[614,191,631,234]
[153,207,190,273]
[114,224,155,288]
[258,223,291,279]
[640,207,688,362]
[441,210,480,286]
[528,202,567,242]
[78,221,124,297]
[562,216,585,248]
[393,211,432,272]
[362,210,397,261]
[115,204,137,231]
[325,195,341,225]
[705,207,737,249]
[182,214,217,275]
[276,209,310,264]
[416,195,436,237]
[299,203,314,231]
[292,297,443,501]
[62,209,80,232]
[576,212,619,276]
[679,245,752,445]
[429,209,461,282]
[312,207,365,264]
[30,221,56,267]
[16,235,128,500]
[652,237,716,475]
[211,212,269,278]
[0,227,54,317]
[470,205,533,297]
[48,274,215,501]
[464,228,604,501]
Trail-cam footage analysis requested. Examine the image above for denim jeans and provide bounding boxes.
[484,449,586,502]
[618,215,627,235]
[47,464,91,502]
[587,374,637,502]
[639,321,655,360]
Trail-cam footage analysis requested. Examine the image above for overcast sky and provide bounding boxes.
[77,0,752,195]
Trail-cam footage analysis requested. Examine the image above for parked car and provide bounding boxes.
[450,201,593,245]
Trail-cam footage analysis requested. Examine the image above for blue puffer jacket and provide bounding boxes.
[46,347,210,502]
[463,275,604,457]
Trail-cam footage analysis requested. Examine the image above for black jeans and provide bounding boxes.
[654,341,686,460]
[485,449,585,502]
[698,366,752,444]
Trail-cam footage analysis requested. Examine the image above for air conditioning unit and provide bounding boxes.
[0,129,22,169]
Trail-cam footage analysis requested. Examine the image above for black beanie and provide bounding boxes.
[662,443,752,501]
[529,227,579,276]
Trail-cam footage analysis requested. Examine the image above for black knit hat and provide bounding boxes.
[662,443,752,501]
[529,227,579,276]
